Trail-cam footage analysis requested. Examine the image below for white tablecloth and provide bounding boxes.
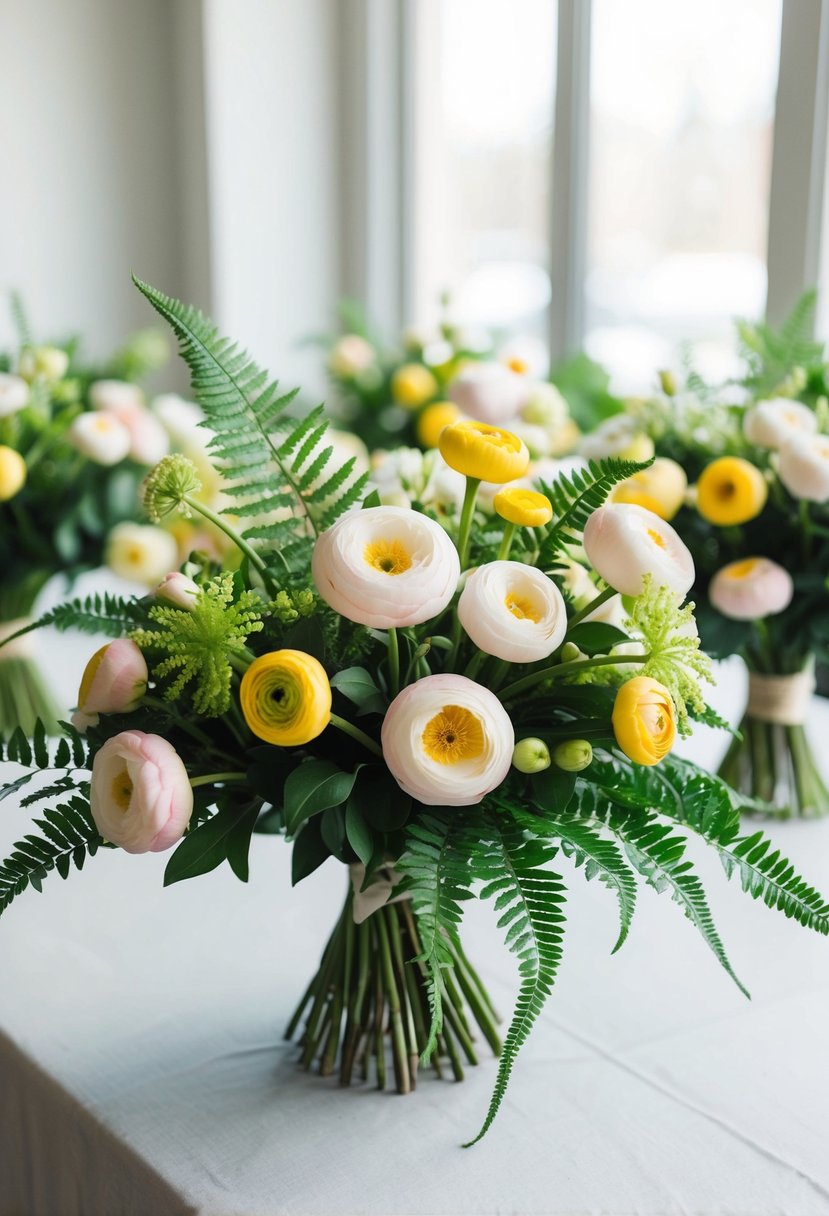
[1,621,829,1216]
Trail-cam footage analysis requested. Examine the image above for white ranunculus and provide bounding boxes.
[743,398,817,451]
[777,432,829,502]
[312,505,460,628]
[381,673,514,806]
[458,561,568,663]
[498,335,549,378]
[329,335,376,378]
[709,557,793,620]
[0,372,30,417]
[448,361,530,425]
[67,411,132,465]
[89,379,145,413]
[583,503,695,599]
[106,523,179,587]
[152,393,211,451]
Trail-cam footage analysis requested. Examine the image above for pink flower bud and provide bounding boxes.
[154,571,200,610]
[72,639,148,732]
[709,557,793,621]
[90,730,193,853]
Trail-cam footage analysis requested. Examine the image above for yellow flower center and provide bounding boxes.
[505,356,529,374]
[505,592,542,622]
[422,705,484,765]
[364,538,412,576]
[647,528,667,549]
[94,416,115,432]
[111,767,133,812]
[725,558,761,579]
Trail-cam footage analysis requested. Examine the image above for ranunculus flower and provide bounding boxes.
[493,487,553,527]
[67,411,132,465]
[113,404,170,465]
[89,379,145,413]
[439,420,530,483]
[777,433,829,502]
[612,676,677,766]
[582,503,694,599]
[72,639,149,732]
[391,363,438,409]
[0,446,26,502]
[696,456,768,525]
[0,372,30,417]
[240,649,331,746]
[312,505,460,628]
[612,458,688,521]
[458,561,567,663]
[106,523,179,586]
[381,673,514,806]
[448,361,530,425]
[90,730,193,853]
[154,571,200,610]
[581,415,654,463]
[743,397,817,450]
[709,557,793,620]
[18,346,69,383]
[416,400,462,449]
[329,335,376,379]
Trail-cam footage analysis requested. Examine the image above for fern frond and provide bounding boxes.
[133,277,368,555]
[465,822,565,1145]
[0,593,145,650]
[717,832,829,933]
[538,457,651,566]
[0,796,103,918]
[9,290,32,347]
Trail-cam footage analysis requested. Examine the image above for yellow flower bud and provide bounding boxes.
[552,739,593,772]
[612,458,688,521]
[493,487,553,528]
[439,421,530,484]
[612,676,676,766]
[240,649,331,746]
[696,456,767,526]
[391,363,438,410]
[512,737,551,774]
[416,400,462,449]
[658,369,678,397]
[0,446,26,501]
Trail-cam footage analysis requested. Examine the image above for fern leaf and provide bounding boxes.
[0,797,103,918]
[719,831,829,934]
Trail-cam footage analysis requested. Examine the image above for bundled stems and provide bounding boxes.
[286,884,501,1092]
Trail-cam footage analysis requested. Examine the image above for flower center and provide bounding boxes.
[725,558,760,579]
[504,592,542,622]
[126,545,144,565]
[422,705,484,765]
[506,356,528,374]
[715,480,736,500]
[110,767,133,812]
[647,528,667,549]
[364,538,412,575]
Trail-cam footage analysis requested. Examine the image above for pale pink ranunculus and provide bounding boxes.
[778,432,829,503]
[89,379,145,413]
[381,673,514,806]
[448,361,531,426]
[90,730,193,853]
[312,505,460,629]
[72,638,149,732]
[583,503,695,599]
[154,571,200,610]
[112,403,170,465]
[709,557,793,621]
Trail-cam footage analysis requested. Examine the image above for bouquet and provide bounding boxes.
[590,294,829,817]
[1,278,827,1147]
[0,300,197,734]
[324,303,579,459]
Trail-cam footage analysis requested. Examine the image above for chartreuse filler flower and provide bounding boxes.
[2,279,828,1149]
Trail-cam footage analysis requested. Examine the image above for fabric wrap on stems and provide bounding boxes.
[0,618,34,661]
[746,662,815,726]
[348,862,408,924]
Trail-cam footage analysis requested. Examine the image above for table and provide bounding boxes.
[1,625,829,1216]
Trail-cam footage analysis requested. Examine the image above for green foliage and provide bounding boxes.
[164,801,261,886]
[0,794,101,918]
[737,289,823,397]
[283,759,360,835]
[131,573,263,716]
[0,592,145,650]
[718,832,829,933]
[538,457,652,566]
[134,277,369,567]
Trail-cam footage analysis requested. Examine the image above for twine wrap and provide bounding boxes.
[746,662,815,727]
[349,862,408,925]
[0,617,35,661]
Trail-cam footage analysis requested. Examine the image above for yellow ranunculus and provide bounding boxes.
[439,421,530,483]
[391,363,438,409]
[696,456,767,526]
[0,446,26,501]
[493,487,553,527]
[612,457,688,521]
[240,649,331,746]
[416,400,461,449]
[612,676,677,766]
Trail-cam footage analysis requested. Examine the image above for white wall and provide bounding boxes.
[0,0,203,363]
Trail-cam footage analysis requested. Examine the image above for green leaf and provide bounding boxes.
[0,798,102,918]
[283,760,359,835]
[565,621,629,655]
[292,816,330,885]
[345,798,374,865]
[164,805,256,886]
[352,765,412,831]
[246,747,294,807]
[226,803,262,883]
[321,805,348,859]
[330,666,387,715]
[530,765,576,814]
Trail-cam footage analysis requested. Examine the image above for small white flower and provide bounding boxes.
[18,346,69,383]
[89,379,145,413]
[510,421,551,459]
[580,415,653,462]
[583,503,695,599]
[520,381,568,430]
[498,336,549,378]
[381,673,514,806]
[458,561,567,663]
[67,411,131,465]
[743,398,817,450]
[0,372,29,418]
[709,557,793,620]
[448,361,530,425]
[152,393,211,452]
[312,505,460,628]
[778,432,829,502]
[329,335,376,378]
[106,523,179,587]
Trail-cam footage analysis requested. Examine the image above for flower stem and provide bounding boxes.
[499,652,650,701]
[182,494,272,585]
[387,627,400,698]
[329,712,383,757]
[566,585,616,631]
[456,476,481,570]
[497,522,516,561]
[189,771,247,788]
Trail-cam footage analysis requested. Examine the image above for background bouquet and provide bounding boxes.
[588,294,829,817]
[1,279,827,1147]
